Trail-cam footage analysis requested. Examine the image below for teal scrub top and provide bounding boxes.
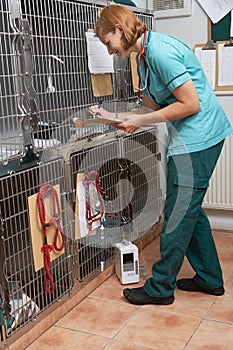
[139,31,233,156]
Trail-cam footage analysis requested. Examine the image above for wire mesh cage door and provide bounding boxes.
[0,0,24,166]
[121,127,162,238]
[69,128,162,282]
[1,0,154,171]
[70,139,122,282]
[0,158,74,337]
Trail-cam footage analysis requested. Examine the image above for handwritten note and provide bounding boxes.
[85,32,114,74]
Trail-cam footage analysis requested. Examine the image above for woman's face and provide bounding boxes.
[99,25,131,59]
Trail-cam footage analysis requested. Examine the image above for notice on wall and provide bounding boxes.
[197,0,233,23]
[85,32,114,74]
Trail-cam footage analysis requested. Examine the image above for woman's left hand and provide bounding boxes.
[88,105,114,119]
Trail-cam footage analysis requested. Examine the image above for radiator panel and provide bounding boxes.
[203,134,233,209]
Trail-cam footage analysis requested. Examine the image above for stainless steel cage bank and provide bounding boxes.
[0,0,162,346]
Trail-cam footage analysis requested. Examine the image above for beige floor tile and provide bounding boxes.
[9,316,53,350]
[213,231,233,274]
[140,238,160,258]
[56,297,138,338]
[144,289,216,318]
[25,326,108,350]
[185,319,233,350]
[89,275,144,303]
[213,230,233,247]
[115,308,200,350]
[104,339,159,350]
[206,293,233,323]
[225,272,233,295]
[14,229,233,350]
[177,257,196,278]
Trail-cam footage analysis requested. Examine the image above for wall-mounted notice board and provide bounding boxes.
[204,12,233,92]
[209,12,231,42]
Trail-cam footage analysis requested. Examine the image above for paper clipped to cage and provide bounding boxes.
[85,32,114,74]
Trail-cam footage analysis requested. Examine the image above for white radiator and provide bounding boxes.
[203,133,233,210]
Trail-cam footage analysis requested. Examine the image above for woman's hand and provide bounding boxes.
[88,105,114,119]
[112,123,139,134]
[88,105,138,133]
[88,105,145,133]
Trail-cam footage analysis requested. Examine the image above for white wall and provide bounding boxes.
[154,0,208,48]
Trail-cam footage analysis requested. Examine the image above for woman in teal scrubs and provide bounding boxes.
[90,4,233,305]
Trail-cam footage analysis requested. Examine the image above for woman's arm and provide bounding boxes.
[88,80,200,133]
[123,80,199,124]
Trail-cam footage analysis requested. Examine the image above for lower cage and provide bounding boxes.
[0,127,162,345]
[69,128,161,282]
[0,158,73,339]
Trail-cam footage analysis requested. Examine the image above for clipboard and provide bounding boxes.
[215,40,233,91]
[75,173,97,240]
[130,52,139,93]
[194,43,216,90]
[84,117,121,125]
[87,29,113,97]
[91,74,113,97]
[73,116,121,128]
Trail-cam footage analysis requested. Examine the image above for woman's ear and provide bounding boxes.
[115,23,123,32]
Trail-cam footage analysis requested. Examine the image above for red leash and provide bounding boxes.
[37,184,65,294]
[82,172,117,230]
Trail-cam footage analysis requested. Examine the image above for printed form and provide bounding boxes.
[85,32,114,74]
[194,47,216,89]
[218,43,233,86]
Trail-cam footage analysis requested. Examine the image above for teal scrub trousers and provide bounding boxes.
[144,140,224,298]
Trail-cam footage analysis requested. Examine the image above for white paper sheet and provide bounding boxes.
[77,180,89,238]
[217,43,233,86]
[76,180,100,238]
[85,32,114,74]
[194,46,216,89]
[197,0,233,23]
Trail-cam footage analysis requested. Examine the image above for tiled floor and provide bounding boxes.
[25,230,233,350]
